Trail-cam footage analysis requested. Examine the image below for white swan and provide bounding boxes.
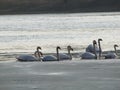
[58,45,73,60]
[17,46,42,62]
[34,46,43,61]
[105,44,118,59]
[96,39,118,59]
[86,40,100,54]
[42,46,61,61]
[56,46,73,61]
[16,55,38,62]
[81,40,97,59]
[85,38,103,59]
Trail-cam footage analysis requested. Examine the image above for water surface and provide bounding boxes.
[0,12,120,60]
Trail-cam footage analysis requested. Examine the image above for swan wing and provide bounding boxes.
[42,55,57,61]
[59,53,70,60]
[17,54,37,61]
[105,53,117,59]
[81,52,95,59]
[86,44,99,53]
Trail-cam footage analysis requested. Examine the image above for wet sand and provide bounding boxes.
[0,60,120,90]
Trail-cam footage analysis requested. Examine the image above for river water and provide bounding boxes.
[0,12,120,60]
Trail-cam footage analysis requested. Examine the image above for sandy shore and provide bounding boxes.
[0,60,120,90]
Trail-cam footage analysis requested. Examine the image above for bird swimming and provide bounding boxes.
[17,46,42,62]
[105,44,119,59]
[58,45,73,60]
[81,40,97,59]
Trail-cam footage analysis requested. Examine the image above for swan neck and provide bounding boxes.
[98,41,102,59]
[37,47,42,56]
[68,48,72,60]
[34,51,43,61]
[114,46,118,55]
[56,48,60,61]
[93,43,97,59]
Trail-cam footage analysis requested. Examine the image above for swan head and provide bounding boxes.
[37,46,42,51]
[114,44,118,56]
[67,45,73,51]
[114,44,118,48]
[98,38,103,42]
[57,46,61,50]
[93,40,97,45]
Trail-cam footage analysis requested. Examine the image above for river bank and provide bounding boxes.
[0,0,120,15]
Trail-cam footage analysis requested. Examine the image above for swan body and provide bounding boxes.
[57,45,73,60]
[17,46,42,62]
[104,44,118,59]
[43,46,73,61]
[82,40,97,60]
[94,38,118,59]
[17,46,73,61]
[41,46,61,61]
[59,53,71,60]
[86,44,99,53]
[42,55,57,61]
[81,52,96,59]
[86,38,103,59]
[17,54,38,62]
[105,52,117,59]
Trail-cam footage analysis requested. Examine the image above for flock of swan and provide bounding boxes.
[16,38,119,62]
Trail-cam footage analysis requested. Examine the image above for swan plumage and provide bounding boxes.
[59,53,71,60]
[86,44,99,54]
[105,52,117,59]
[42,55,57,61]
[41,46,61,61]
[105,44,118,59]
[17,54,38,61]
[54,45,73,60]
[81,52,96,59]
[81,40,97,59]
[17,46,42,62]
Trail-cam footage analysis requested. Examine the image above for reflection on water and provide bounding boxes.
[0,12,120,60]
